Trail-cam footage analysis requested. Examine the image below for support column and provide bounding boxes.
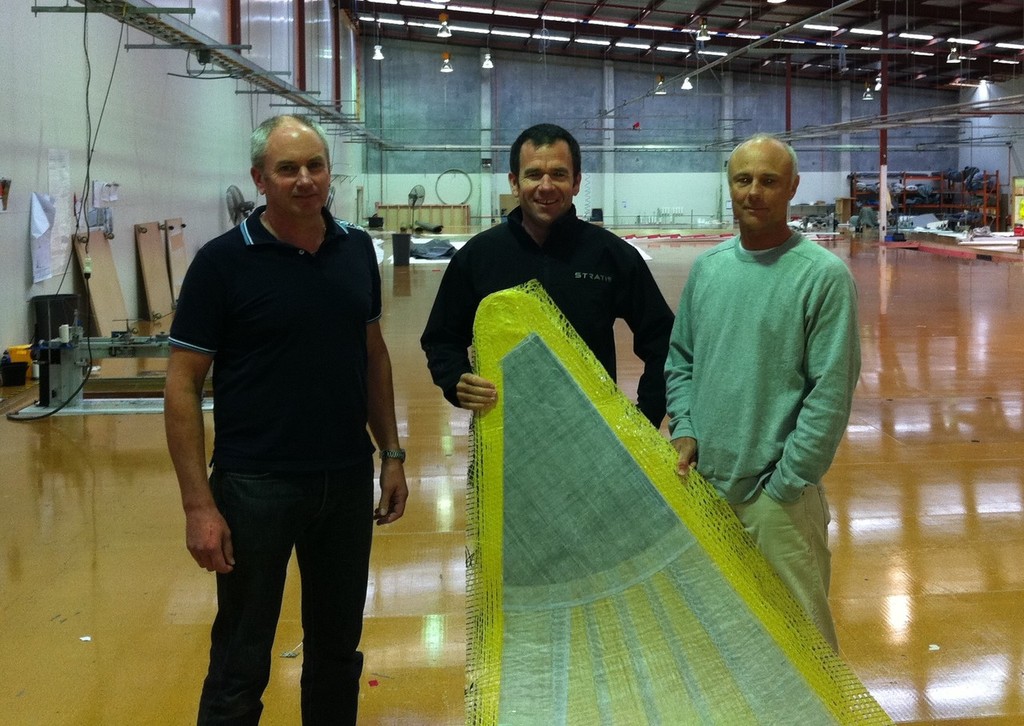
[479,49,494,228]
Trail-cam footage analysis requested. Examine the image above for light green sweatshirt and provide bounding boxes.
[665,232,861,504]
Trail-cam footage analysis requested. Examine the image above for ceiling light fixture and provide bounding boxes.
[440,51,453,72]
[696,18,711,42]
[862,83,873,101]
[437,12,452,38]
[654,74,667,95]
[681,76,693,90]
[874,75,882,91]
[482,52,493,69]
[372,44,384,60]
[946,47,961,64]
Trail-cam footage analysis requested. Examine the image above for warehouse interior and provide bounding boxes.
[2,0,1024,723]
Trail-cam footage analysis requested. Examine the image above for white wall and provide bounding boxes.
[0,8,249,346]
[0,4,364,351]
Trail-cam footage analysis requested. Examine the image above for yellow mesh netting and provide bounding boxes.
[465,280,891,725]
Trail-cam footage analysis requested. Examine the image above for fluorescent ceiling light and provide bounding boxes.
[778,39,807,45]
[804,24,839,32]
[911,51,934,57]
[540,14,576,23]
[727,32,761,40]
[588,19,629,28]
[996,42,1024,50]
[899,32,933,41]
[366,0,398,4]
[849,28,883,36]
[451,25,490,35]
[494,9,537,19]
[616,41,652,49]
[994,59,1021,65]
[447,5,491,14]
[576,37,612,46]
[400,1,442,8]
[698,50,728,57]
[948,37,980,45]
[655,44,690,53]
[533,32,570,41]
[633,23,673,32]
[490,29,530,38]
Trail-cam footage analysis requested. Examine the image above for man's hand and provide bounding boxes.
[456,373,497,413]
[185,504,234,573]
[671,436,698,477]
[374,461,409,526]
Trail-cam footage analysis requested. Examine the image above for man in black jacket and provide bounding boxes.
[421,123,673,426]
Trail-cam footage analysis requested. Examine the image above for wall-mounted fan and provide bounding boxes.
[225,184,255,226]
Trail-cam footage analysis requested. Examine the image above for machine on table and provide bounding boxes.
[9,326,211,418]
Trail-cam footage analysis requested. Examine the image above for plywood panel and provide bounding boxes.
[75,229,129,335]
[165,217,189,306]
[374,204,471,234]
[134,221,174,330]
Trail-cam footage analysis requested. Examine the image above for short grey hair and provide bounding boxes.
[730,133,799,175]
[250,115,331,171]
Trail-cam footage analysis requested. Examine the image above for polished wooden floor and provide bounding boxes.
[2,235,1023,724]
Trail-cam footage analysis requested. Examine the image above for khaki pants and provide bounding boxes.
[731,485,838,651]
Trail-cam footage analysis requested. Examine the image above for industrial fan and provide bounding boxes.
[407,184,441,233]
[225,184,255,226]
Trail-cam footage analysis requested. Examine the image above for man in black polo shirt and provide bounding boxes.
[164,114,408,724]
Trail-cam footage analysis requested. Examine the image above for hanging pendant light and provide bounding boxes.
[681,76,693,90]
[372,44,384,61]
[441,51,454,73]
[862,83,873,101]
[654,74,667,95]
[482,52,493,69]
[696,18,711,42]
[437,12,452,38]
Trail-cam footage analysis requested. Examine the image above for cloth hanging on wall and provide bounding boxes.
[466,281,891,725]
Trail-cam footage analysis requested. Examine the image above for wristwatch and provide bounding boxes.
[379,448,406,463]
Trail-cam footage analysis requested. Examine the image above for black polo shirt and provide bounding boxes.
[170,207,381,471]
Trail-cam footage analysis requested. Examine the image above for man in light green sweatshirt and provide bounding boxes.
[665,134,861,651]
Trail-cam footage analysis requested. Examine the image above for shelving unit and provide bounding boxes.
[849,169,1002,231]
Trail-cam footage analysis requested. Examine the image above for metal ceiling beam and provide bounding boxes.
[34,0,384,147]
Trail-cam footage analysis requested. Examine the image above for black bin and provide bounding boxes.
[392,233,411,266]
[32,294,79,342]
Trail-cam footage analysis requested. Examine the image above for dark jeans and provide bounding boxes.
[197,463,374,726]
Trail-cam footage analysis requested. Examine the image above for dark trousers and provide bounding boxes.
[197,463,374,725]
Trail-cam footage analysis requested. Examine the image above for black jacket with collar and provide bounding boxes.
[420,205,674,426]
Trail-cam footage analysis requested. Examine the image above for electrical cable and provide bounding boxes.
[10,6,125,422]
